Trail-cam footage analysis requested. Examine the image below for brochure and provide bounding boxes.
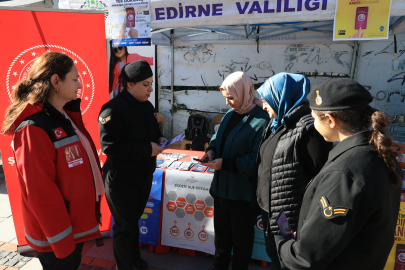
[179,162,194,171]
[159,134,185,148]
[191,164,208,172]
[168,161,183,170]
[158,160,173,168]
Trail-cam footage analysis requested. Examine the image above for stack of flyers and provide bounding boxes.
[158,160,173,168]
[156,159,165,167]
[207,167,215,173]
[158,153,188,161]
[191,156,199,163]
[179,162,194,171]
[191,163,208,172]
[168,161,183,170]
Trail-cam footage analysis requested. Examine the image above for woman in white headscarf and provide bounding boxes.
[200,72,270,270]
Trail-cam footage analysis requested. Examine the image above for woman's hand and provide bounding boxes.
[128,25,138,38]
[200,150,215,163]
[159,137,168,145]
[151,142,164,156]
[201,158,222,170]
[119,16,127,39]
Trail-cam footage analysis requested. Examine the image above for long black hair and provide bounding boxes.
[108,40,129,93]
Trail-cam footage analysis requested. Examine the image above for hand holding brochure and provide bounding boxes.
[159,134,185,148]
[276,209,294,241]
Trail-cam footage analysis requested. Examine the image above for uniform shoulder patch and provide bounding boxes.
[319,196,348,219]
[99,115,111,124]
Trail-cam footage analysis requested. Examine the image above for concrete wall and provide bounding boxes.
[157,35,405,141]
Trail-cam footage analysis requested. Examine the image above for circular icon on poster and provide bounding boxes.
[256,216,264,231]
[128,14,134,20]
[399,253,405,262]
[358,14,366,21]
[140,226,148,235]
[6,45,95,115]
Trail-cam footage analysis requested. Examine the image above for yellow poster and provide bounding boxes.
[333,0,392,41]
[384,194,405,270]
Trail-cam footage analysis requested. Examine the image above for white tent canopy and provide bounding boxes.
[150,0,405,29]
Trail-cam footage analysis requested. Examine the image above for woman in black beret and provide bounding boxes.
[99,60,167,270]
[278,78,403,270]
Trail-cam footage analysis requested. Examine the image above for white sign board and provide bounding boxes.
[161,170,215,254]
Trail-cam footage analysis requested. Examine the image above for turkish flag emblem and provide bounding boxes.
[53,128,67,139]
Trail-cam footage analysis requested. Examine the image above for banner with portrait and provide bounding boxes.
[0,8,110,246]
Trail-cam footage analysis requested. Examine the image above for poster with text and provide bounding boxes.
[161,170,215,254]
[0,9,110,246]
[333,0,392,41]
[251,215,271,262]
[110,0,151,46]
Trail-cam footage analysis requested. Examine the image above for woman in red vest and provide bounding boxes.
[1,52,104,270]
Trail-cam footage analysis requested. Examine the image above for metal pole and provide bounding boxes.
[353,42,361,81]
[350,41,359,79]
[170,29,174,137]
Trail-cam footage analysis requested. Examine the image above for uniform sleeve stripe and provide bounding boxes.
[53,135,80,149]
[25,230,50,247]
[73,225,99,239]
[47,226,73,243]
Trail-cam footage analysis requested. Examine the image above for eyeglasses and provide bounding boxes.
[112,47,123,54]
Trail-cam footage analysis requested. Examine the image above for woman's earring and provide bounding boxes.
[54,88,59,92]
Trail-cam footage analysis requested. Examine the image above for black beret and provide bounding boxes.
[121,60,153,83]
[308,78,373,111]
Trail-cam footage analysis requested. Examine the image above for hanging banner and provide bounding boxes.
[139,169,163,246]
[148,0,405,29]
[161,170,215,254]
[107,45,155,102]
[110,0,151,46]
[110,169,163,246]
[333,0,392,41]
[0,8,110,246]
[251,215,271,262]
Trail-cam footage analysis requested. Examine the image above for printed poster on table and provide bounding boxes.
[110,0,151,46]
[333,0,392,41]
[161,170,215,254]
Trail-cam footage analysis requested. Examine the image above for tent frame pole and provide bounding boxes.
[170,29,175,137]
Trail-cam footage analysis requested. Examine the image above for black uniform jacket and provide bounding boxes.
[280,132,403,270]
[98,89,163,181]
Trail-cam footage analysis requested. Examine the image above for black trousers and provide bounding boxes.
[261,210,289,270]
[37,242,84,270]
[213,196,257,270]
[105,170,153,270]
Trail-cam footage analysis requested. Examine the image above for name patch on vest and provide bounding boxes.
[65,144,83,168]
[319,195,348,219]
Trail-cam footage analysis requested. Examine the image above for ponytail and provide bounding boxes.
[366,107,402,186]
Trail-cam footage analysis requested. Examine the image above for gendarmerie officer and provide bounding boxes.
[99,60,166,270]
[278,79,403,270]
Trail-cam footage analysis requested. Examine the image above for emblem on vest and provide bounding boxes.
[315,90,323,106]
[99,116,111,125]
[52,127,67,139]
[319,196,348,219]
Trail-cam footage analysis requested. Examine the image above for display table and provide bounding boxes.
[111,149,271,265]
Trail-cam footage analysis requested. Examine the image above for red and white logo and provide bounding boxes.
[399,253,405,262]
[6,45,95,115]
[53,128,67,139]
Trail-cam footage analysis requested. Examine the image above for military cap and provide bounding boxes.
[121,60,153,83]
[308,78,373,111]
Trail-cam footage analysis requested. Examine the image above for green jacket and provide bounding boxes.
[209,106,270,202]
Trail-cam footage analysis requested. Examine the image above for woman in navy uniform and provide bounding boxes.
[99,60,166,270]
[278,79,403,270]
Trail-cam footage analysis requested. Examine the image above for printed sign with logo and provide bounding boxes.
[251,215,271,262]
[161,170,215,254]
[0,9,110,247]
[110,0,151,46]
[333,0,392,41]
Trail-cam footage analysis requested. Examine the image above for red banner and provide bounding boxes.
[0,9,110,246]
